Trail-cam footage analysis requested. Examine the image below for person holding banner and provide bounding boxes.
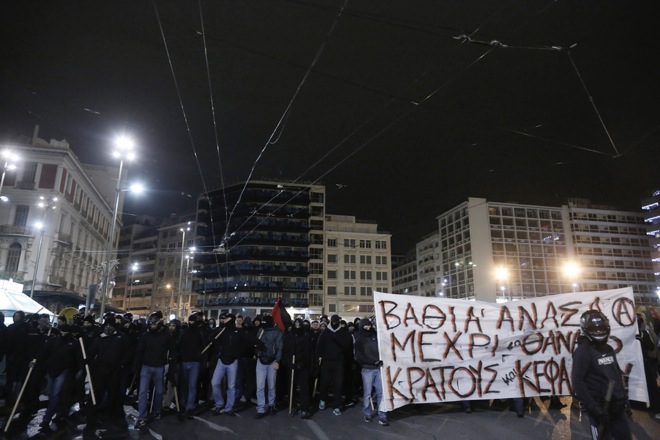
[572,310,631,440]
[354,318,389,426]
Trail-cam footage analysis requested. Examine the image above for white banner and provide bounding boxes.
[373,288,648,411]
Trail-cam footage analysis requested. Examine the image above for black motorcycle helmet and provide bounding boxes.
[580,310,610,343]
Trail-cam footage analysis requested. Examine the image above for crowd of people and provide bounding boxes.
[0,307,658,440]
[0,309,389,437]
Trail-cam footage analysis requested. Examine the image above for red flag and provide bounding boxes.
[271,298,291,332]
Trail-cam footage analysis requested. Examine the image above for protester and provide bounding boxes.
[354,318,388,426]
[316,314,352,416]
[572,310,632,440]
[254,315,283,418]
[132,312,177,430]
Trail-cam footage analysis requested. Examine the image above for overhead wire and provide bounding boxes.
[152,0,214,221]
[223,0,350,243]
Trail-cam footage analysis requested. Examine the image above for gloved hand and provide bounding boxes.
[29,360,36,369]
[75,370,84,380]
[594,407,610,424]
[374,360,383,367]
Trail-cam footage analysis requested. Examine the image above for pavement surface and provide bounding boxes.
[1,396,659,440]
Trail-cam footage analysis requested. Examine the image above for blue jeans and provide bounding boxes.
[362,368,386,420]
[256,360,277,413]
[43,370,69,424]
[211,359,237,411]
[138,365,165,421]
[181,362,200,411]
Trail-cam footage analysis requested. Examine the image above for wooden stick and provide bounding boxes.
[173,383,180,413]
[201,327,226,355]
[289,355,296,414]
[312,357,322,397]
[4,358,37,433]
[79,337,97,405]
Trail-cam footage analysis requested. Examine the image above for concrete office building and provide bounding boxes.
[436,197,655,304]
[641,190,660,301]
[324,214,392,318]
[195,180,325,319]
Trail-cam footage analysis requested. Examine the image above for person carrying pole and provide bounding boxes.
[31,324,84,434]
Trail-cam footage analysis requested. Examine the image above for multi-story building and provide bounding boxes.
[112,216,158,316]
[416,232,439,297]
[0,127,123,310]
[433,197,655,304]
[392,251,418,295]
[641,189,660,301]
[323,215,392,319]
[195,180,325,320]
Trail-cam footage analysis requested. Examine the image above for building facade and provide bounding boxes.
[195,180,325,319]
[323,214,392,318]
[641,189,660,301]
[0,128,123,309]
[432,197,656,304]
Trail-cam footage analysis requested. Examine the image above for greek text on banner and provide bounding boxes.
[373,287,647,411]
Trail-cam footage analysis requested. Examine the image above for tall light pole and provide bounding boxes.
[127,262,138,312]
[99,136,136,319]
[29,196,57,298]
[0,149,19,202]
[176,222,192,319]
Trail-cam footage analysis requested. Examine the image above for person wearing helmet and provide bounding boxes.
[572,310,631,440]
[132,312,176,430]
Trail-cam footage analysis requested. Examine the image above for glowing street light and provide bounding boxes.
[127,263,139,312]
[29,196,57,298]
[562,261,581,292]
[495,266,511,301]
[99,135,137,318]
[0,149,19,202]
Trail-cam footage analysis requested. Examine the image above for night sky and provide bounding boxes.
[1,1,658,253]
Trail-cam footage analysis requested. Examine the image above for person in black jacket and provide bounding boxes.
[316,314,352,416]
[636,313,660,419]
[210,313,245,416]
[178,314,207,418]
[33,324,83,432]
[354,318,389,425]
[572,310,631,440]
[291,318,314,419]
[133,313,177,430]
[84,317,132,435]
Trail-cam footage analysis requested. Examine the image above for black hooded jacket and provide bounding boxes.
[354,319,380,369]
[571,335,628,415]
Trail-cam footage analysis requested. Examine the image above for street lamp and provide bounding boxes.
[562,261,581,293]
[166,283,174,320]
[29,196,57,298]
[98,136,136,319]
[127,262,138,312]
[495,266,511,301]
[0,149,19,202]
[177,222,192,318]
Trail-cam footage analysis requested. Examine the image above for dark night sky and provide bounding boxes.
[1,0,659,253]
